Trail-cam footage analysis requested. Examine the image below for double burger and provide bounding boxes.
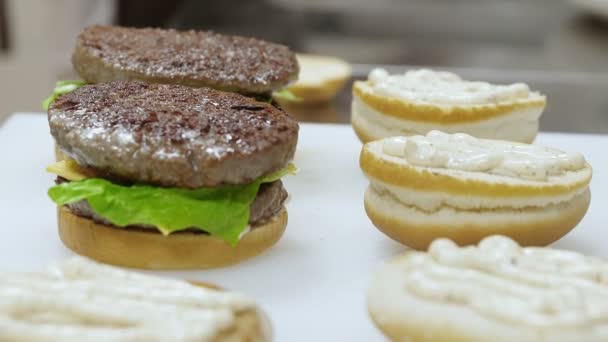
[45,26,300,269]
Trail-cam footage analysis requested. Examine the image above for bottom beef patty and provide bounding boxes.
[63,180,288,232]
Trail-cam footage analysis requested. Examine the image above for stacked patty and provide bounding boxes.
[72,25,299,95]
[48,81,299,269]
[50,81,297,188]
[45,25,301,269]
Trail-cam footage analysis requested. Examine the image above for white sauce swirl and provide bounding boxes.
[382,131,585,181]
[368,68,540,105]
[403,236,608,327]
[0,257,254,341]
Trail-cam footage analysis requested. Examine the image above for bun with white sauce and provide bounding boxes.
[360,130,592,250]
[368,235,608,342]
[352,68,546,143]
[0,257,271,341]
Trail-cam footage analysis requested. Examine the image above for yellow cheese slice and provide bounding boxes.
[46,159,96,181]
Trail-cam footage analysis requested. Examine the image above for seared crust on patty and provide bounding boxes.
[48,81,299,188]
[73,25,299,95]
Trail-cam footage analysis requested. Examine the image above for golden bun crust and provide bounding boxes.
[57,206,287,269]
[285,54,351,105]
[287,77,348,105]
[364,186,591,250]
[353,81,546,124]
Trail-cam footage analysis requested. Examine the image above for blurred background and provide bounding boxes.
[0,0,607,132]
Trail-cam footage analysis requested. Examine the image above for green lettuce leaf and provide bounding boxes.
[272,88,302,102]
[48,164,296,246]
[42,80,87,110]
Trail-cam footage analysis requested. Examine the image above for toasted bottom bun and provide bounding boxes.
[351,96,539,144]
[57,206,288,269]
[364,186,591,250]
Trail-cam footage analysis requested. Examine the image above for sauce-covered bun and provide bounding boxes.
[0,257,271,341]
[351,68,546,143]
[368,236,608,342]
[360,131,592,249]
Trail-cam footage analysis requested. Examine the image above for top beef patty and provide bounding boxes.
[72,25,299,95]
[48,81,299,188]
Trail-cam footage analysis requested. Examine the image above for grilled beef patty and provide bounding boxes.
[48,81,299,188]
[72,25,299,95]
[62,179,288,231]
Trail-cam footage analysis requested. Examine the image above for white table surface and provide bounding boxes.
[1,113,607,341]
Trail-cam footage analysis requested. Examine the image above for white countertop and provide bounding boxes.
[1,113,607,341]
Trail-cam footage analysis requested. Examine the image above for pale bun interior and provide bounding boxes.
[365,185,591,250]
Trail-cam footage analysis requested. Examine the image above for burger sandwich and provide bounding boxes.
[46,80,299,269]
